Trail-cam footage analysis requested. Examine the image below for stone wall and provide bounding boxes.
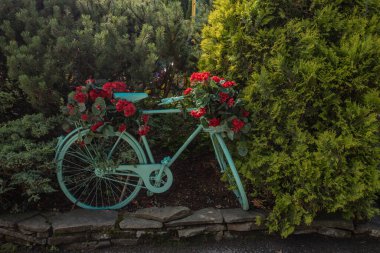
[0,207,379,251]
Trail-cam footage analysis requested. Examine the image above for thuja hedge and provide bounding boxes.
[200,0,380,236]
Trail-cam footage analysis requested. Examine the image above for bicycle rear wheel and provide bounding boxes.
[56,129,147,209]
[211,133,249,210]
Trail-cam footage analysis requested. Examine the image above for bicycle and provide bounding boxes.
[55,92,249,210]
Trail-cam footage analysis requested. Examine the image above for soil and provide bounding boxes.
[42,149,242,212]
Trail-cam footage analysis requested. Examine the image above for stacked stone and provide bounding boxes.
[0,207,379,250]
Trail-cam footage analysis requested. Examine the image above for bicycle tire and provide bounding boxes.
[211,133,249,210]
[56,129,147,209]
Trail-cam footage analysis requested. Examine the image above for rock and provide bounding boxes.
[119,216,163,230]
[50,209,118,234]
[318,227,351,238]
[0,212,39,228]
[312,216,354,231]
[64,242,98,251]
[111,238,138,246]
[111,230,136,238]
[18,215,50,233]
[36,232,49,238]
[48,233,89,245]
[206,224,226,232]
[134,206,192,222]
[355,222,380,238]
[293,229,318,235]
[227,222,265,231]
[177,226,206,238]
[0,227,45,245]
[18,228,35,235]
[221,209,266,223]
[91,232,112,240]
[166,208,223,227]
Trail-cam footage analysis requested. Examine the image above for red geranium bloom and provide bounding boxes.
[190,72,210,83]
[118,123,127,132]
[81,114,88,121]
[231,118,245,133]
[74,92,87,103]
[116,100,128,112]
[183,88,193,95]
[208,118,221,127]
[190,107,206,118]
[90,121,104,132]
[141,114,150,124]
[219,92,229,103]
[102,81,129,98]
[123,102,136,117]
[89,89,108,101]
[221,80,236,88]
[242,110,250,118]
[138,125,151,136]
[211,76,221,83]
[67,104,75,115]
[227,98,235,107]
[76,86,86,92]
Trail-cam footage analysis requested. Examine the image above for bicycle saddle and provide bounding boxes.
[113,92,149,102]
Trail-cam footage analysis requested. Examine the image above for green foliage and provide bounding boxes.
[0,113,61,211]
[201,0,380,237]
[0,0,198,114]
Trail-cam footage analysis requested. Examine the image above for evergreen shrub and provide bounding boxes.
[200,0,380,236]
[0,114,61,212]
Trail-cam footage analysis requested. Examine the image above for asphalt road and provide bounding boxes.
[95,234,380,253]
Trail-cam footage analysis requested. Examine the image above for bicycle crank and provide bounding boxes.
[116,164,173,193]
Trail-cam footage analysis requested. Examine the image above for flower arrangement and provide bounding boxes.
[183,72,251,155]
[62,79,150,138]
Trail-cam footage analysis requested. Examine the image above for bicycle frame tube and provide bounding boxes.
[141,108,195,115]
[140,124,203,168]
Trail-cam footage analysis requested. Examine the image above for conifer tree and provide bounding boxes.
[200,0,380,236]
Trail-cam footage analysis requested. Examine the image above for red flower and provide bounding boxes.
[208,118,221,127]
[219,92,229,103]
[102,81,129,98]
[141,114,150,124]
[211,76,221,83]
[76,86,86,92]
[81,114,88,121]
[190,107,206,118]
[89,89,108,101]
[221,80,236,88]
[190,72,210,83]
[231,118,245,133]
[118,123,127,132]
[183,88,193,95]
[67,104,75,115]
[113,81,129,92]
[227,98,235,107]
[90,121,104,132]
[74,92,87,103]
[138,125,151,136]
[95,104,102,110]
[116,100,128,112]
[242,110,250,118]
[123,102,136,117]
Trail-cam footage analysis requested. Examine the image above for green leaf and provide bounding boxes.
[227,130,234,141]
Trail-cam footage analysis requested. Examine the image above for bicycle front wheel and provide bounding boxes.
[56,129,147,209]
[211,133,249,210]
